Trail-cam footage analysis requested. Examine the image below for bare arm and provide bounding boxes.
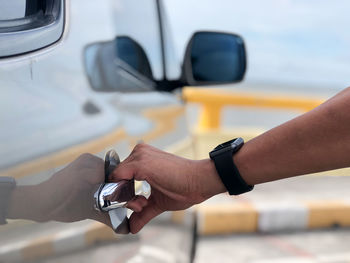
[236,87,350,185]
[112,87,350,233]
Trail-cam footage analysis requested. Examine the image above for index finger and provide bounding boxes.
[110,162,136,182]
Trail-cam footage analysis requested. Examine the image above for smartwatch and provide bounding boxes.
[209,138,253,195]
[0,177,16,224]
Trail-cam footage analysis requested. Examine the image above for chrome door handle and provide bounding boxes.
[94,150,150,234]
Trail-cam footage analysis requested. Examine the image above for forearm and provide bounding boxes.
[235,87,350,185]
[7,185,48,222]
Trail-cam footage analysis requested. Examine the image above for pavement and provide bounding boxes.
[0,213,194,263]
[194,228,350,263]
[192,175,350,235]
[0,220,120,262]
[38,218,194,263]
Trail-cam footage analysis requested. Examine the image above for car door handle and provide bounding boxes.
[94,150,151,234]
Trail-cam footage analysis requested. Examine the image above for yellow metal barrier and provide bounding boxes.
[182,87,325,130]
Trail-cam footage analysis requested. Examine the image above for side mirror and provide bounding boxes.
[116,36,154,81]
[0,0,65,58]
[84,36,155,92]
[183,31,247,86]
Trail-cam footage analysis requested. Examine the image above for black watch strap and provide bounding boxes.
[0,177,16,225]
[210,138,253,195]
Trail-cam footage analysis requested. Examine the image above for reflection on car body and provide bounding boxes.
[84,36,156,92]
[0,0,246,261]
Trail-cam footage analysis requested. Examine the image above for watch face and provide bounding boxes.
[215,138,242,150]
[211,138,244,158]
[232,137,244,148]
[215,138,235,150]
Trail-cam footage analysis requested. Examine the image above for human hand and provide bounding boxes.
[9,154,111,226]
[111,143,226,233]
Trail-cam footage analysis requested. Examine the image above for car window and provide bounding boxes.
[0,0,26,20]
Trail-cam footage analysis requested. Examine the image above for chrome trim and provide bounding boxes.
[96,181,135,212]
[94,180,151,212]
[108,209,129,234]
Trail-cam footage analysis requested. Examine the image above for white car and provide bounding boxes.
[0,0,246,261]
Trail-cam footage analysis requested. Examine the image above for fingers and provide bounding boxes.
[109,143,159,233]
[110,144,144,181]
[111,143,165,180]
[128,199,162,234]
[110,162,136,181]
[126,195,148,212]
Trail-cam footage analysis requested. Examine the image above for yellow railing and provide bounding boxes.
[183,87,325,130]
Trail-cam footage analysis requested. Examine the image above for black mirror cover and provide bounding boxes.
[183,31,247,86]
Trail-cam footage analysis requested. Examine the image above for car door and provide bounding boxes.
[0,1,247,262]
[0,0,190,260]
[0,0,188,185]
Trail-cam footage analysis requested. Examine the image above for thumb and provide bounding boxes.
[128,198,162,234]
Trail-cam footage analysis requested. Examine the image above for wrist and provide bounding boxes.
[209,138,254,195]
[194,159,227,200]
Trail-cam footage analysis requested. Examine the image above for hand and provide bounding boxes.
[111,143,226,233]
[8,154,111,227]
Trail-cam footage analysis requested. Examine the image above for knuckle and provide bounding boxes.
[132,143,149,160]
[134,143,146,152]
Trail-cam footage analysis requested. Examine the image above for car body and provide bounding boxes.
[0,0,245,184]
[0,1,245,261]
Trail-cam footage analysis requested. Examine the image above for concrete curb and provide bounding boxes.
[0,222,120,263]
[188,200,350,235]
[2,201,350,262]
